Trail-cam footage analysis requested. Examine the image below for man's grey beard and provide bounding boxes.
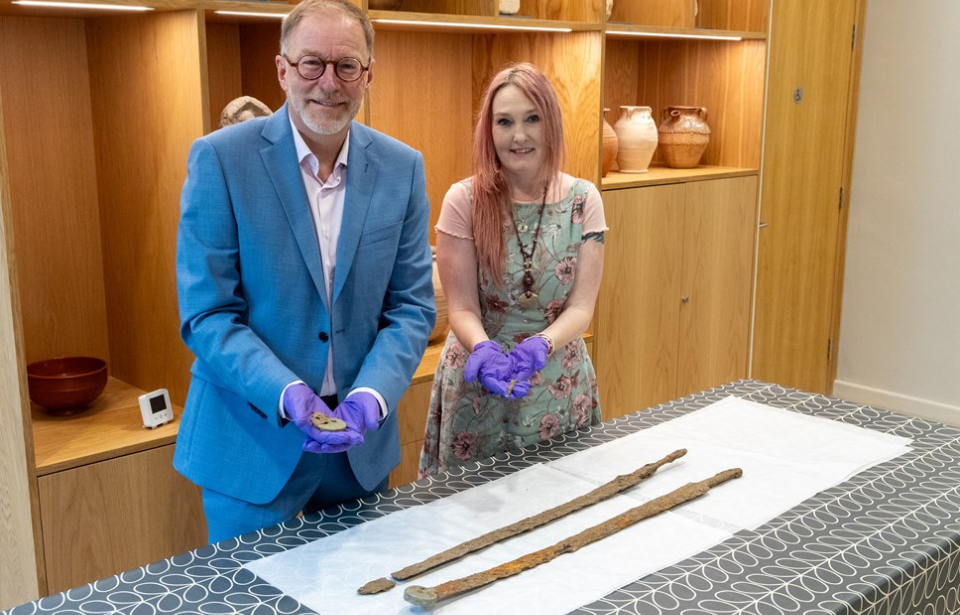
[292,95,362,135]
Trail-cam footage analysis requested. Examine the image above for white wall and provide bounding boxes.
[835,0,960,427]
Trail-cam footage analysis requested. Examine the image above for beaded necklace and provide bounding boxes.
[512,189,547,309]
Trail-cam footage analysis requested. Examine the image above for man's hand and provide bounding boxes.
[333,392,381,434]
[282,384,363,454]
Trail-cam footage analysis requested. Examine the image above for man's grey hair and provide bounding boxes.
[280,0,374,60]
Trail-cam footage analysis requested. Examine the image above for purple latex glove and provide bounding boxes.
[464,340,531,400]
[302,392,381,455]
[333,392,381,434]
[509,336,550,381]
[283,384,364,454]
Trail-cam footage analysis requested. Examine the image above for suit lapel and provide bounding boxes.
[333,124,378,305]
[260,104,328,308]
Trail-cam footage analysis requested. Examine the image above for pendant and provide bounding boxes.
[516,221,528,232]
[518,290,539,309]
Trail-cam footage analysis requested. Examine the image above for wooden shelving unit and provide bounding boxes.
[0,0,769,606]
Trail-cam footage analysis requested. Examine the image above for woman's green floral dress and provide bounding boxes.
[418,178,602,478]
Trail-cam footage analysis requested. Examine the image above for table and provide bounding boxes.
[5,380,960,615]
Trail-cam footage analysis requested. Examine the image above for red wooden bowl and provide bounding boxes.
[27,356,108,416]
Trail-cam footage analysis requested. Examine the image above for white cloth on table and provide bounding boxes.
[244,395,912,614]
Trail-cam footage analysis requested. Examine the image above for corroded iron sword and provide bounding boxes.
[358,448,688,595]
[403,467,743,609]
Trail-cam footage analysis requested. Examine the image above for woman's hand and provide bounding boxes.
[509,336,550,381]
[465,340,531,399]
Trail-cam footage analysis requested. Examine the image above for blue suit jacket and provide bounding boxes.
[174,105,435,504]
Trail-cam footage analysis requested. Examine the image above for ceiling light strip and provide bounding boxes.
[374,18,572,33]
[12,0,153,10]
[606,29,742,41]
[214,10,287,18]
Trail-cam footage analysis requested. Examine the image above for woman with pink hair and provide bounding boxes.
[419,62,607,477]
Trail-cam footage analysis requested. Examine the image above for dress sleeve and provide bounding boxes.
[435,181,474,240]
[581,180,609,235]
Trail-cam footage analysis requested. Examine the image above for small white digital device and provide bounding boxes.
[138,388,174,429]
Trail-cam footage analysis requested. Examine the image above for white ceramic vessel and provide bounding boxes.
[613,105,658,173]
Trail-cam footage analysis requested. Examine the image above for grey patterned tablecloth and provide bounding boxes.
[6,381,960,615]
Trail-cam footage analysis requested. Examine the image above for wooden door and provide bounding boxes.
[752,0,861,393]
[677,176,758,397]
[596,185,685,420]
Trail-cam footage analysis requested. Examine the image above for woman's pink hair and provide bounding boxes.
[472,62,565,284]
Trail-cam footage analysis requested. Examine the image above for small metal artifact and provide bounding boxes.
[356,577,396,595]
[311,411,346,432]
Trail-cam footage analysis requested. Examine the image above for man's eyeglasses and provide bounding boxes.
[283,55,370,82]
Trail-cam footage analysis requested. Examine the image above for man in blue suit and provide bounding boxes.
[175,0,435,544]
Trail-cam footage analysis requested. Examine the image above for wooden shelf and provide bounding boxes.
[31,377,181,476]
[605,23,766,41]
[369,11,599,33]
[602,165,758,190]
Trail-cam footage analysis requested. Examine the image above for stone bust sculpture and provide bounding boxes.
[219,96,272,128]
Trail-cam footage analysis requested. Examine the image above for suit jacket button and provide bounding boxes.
[318,331,329,342]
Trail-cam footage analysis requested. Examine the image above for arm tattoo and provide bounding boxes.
[582,231,605,244]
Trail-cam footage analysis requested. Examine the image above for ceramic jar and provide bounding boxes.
[601,108,619,177]
[657,106,711,168]
[499,0,520,15]
[429,248,449,343]
[613,105,658,173]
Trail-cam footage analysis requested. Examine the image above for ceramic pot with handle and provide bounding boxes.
[657,105,711,168]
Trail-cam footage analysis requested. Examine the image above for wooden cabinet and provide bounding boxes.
[0,0,770,608]
[25,379,207,595]
[597,175,757,420]
[38,445,205,594]
[677,177,757,396]
[596,182,685,416]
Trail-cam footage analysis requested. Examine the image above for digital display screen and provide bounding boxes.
[149,394,167,414]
